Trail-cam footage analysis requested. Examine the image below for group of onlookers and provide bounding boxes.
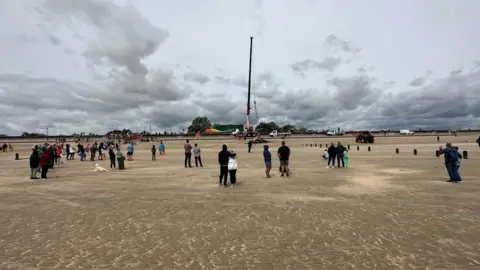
[322,142,349,168]
[29,143,63,179]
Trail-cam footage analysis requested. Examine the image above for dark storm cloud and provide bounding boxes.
[291,57,342,76]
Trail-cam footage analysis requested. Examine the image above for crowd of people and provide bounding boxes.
[25,136,466,184]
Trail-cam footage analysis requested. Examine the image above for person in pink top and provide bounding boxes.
[86,144,91,153]
[56,147,63,164]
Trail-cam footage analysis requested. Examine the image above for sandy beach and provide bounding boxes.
[0,135,479,269]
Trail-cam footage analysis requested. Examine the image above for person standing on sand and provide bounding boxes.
[327,143,336,168]
[477,136,480,148]
[438,143,462,183]
[29,146,40,179]
[218,144,236,187]
[193,143,203,167]
[127,143,134,161]
[336,142,346,168]
[151,145,156,161]
[108,147,116,168]
[39,150,51,179]
[248,140,253,153]
[184,139,192,168]
[159,141,166,155]
[228,150,238,187]
[277,141,290,177]
[263,145,272,178]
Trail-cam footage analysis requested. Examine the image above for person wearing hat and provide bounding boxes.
[29,146,40,179]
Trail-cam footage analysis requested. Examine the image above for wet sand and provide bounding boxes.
[0,135,479,269]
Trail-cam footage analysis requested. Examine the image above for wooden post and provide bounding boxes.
[15,153,19,160]
[368,146,371,152]
[463,150,468,159]
[413,149,417,155]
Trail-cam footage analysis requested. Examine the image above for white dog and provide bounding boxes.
[93,163,108,172]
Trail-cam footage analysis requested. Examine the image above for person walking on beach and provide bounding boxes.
[39,150,51,179]
[29,146,40,179]
[108,147,116,168]
[336,142,346,168]
[151,145,156,161]
[228,151,238,187]
[327,143,336,168]
[218,144,236,187]
[263,144,272,178]
[277,141,290,177]
[193,143,203,167]
[477,136,480,148]
[438,143,463,183]
[184,139,192,168]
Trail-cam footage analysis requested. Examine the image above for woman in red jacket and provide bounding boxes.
[40,151,51,179]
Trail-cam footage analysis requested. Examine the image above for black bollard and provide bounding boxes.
[15,153,19,160]
[310,144,312,147]
[437,136,440,142]
[413,149,417,155]
[357,146,360,151]
[320,144,322,148]
[368,146,371,152]
[396,148,399,154]
[347,144,350,150]
[463,150,468,159]
[315,144,317,147]
[435,150,440,157]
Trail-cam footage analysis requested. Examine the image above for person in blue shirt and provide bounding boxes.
[127,143,134,161]
[263,144,272,178]
[159,141,165,155]
[438,143,462,183]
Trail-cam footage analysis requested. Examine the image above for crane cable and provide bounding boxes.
[251,49,258,122]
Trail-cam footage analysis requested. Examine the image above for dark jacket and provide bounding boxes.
[218,144,236,166]
[327,145,337,156]
[336,144,346,155]
[108,148,116,159]
[263,145,271,163]
[29,150,40,168]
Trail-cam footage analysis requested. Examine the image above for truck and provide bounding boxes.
[355,131,375,143]
[269,130,291,137]
[399,129,414,135]
[326,130,345,136]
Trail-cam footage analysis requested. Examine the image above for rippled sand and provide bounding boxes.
[0,135,479,269]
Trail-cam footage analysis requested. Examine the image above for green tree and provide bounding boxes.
[187,116,212,133]
[280,124,296,133]
[255,121,280,132]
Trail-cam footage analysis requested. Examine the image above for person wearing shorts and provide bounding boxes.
[277,141,290,177]
[127,143,134,161]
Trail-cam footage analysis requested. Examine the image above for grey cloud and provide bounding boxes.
[291,57,342,76]
[47,34,61,46]
[184,71,210,84]
[324,34,360,53]
[328,74,381,111]
[409,77,425,87]
[214,75,248,88]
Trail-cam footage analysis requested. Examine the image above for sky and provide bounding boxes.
[1,0,480,135]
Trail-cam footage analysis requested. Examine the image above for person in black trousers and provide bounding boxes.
[218,144,236,187]
[248,140,253,153]
[108,147,116,168]
[327,143,336,168]
[184,139,192,168]
[336,142,346,168]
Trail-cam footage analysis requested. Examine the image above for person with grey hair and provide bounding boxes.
[438,142,463,183]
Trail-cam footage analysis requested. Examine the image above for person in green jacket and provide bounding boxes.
[336,142,346,168]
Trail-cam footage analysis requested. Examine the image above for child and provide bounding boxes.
[56,146,63,164]
[151,145,156,161]
[228,151,238,187]
[159,141,165,155]
[322,149,329,160]
[343,150,349,168]
[193,143,203,167]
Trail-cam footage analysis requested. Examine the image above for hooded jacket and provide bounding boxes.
[29,150,40,168]
[336,143,346,155]
[263,145,271,163]
[327,145,337,156]
[218,144,236,166]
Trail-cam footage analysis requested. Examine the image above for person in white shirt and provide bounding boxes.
[228,151,238,187]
